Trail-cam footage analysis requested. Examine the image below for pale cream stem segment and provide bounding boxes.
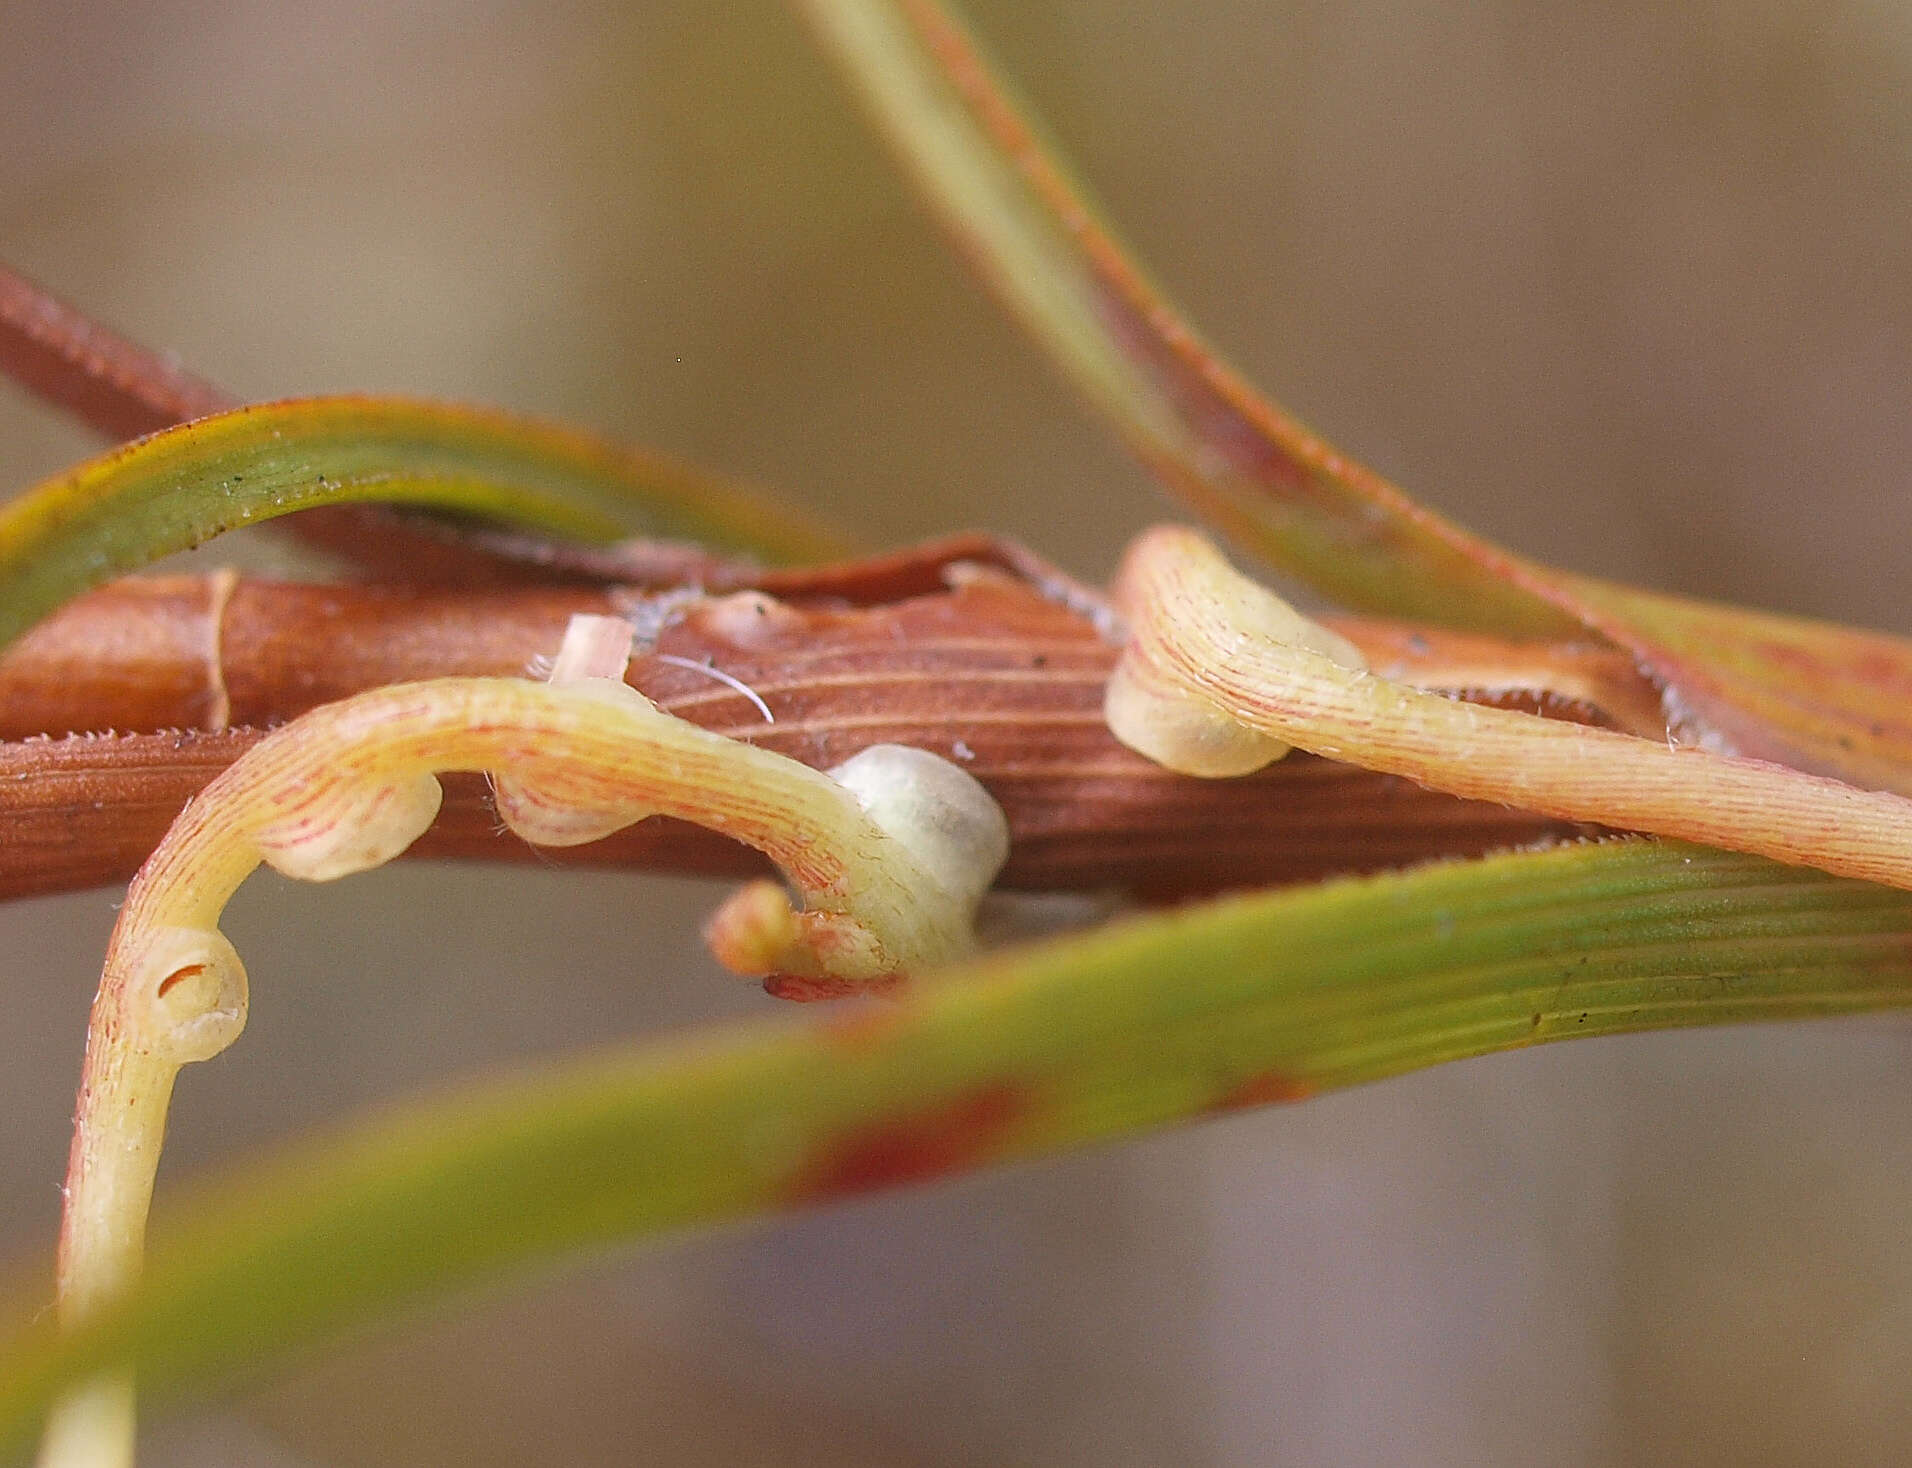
[1106,526,1912,892]
[43,611,1006,1468]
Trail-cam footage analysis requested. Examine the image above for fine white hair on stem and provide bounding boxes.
[652,653,775,725]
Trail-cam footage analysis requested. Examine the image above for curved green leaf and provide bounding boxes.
[802,0,1912,793]
[0,395,856,650]
[797,0,1578,638]
[5,837,1912,1453]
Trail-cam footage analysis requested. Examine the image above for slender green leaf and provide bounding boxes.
[0,395,856,650]
[796,0,1577,637]
[5,837,1911,1455]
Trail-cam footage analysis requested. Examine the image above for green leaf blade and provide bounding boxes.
[5,837,1912,1456]
[0,395,857,650]
[797,0,1580,637]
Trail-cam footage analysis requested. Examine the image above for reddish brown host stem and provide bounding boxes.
[0,558,1658,901]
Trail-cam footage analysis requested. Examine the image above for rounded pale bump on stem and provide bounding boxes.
[1105,530,1362,778]
[253,773,444,883]
[121,926,248,1068]
[1107,524,1912,894]
[483,679,668,847]
[1103,652,1289,778]
[828,744,1010,916]
[492,760,657,847]
[703,743,1011,983]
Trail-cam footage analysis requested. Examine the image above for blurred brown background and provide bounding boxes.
[3,1,1911,1463]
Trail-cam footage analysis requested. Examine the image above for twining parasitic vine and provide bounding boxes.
[1105,526,1912,894]
[39,611,1006,1468]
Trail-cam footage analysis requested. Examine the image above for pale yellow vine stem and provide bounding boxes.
[1106,525,1912,892]
[42,612,1006,1468]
